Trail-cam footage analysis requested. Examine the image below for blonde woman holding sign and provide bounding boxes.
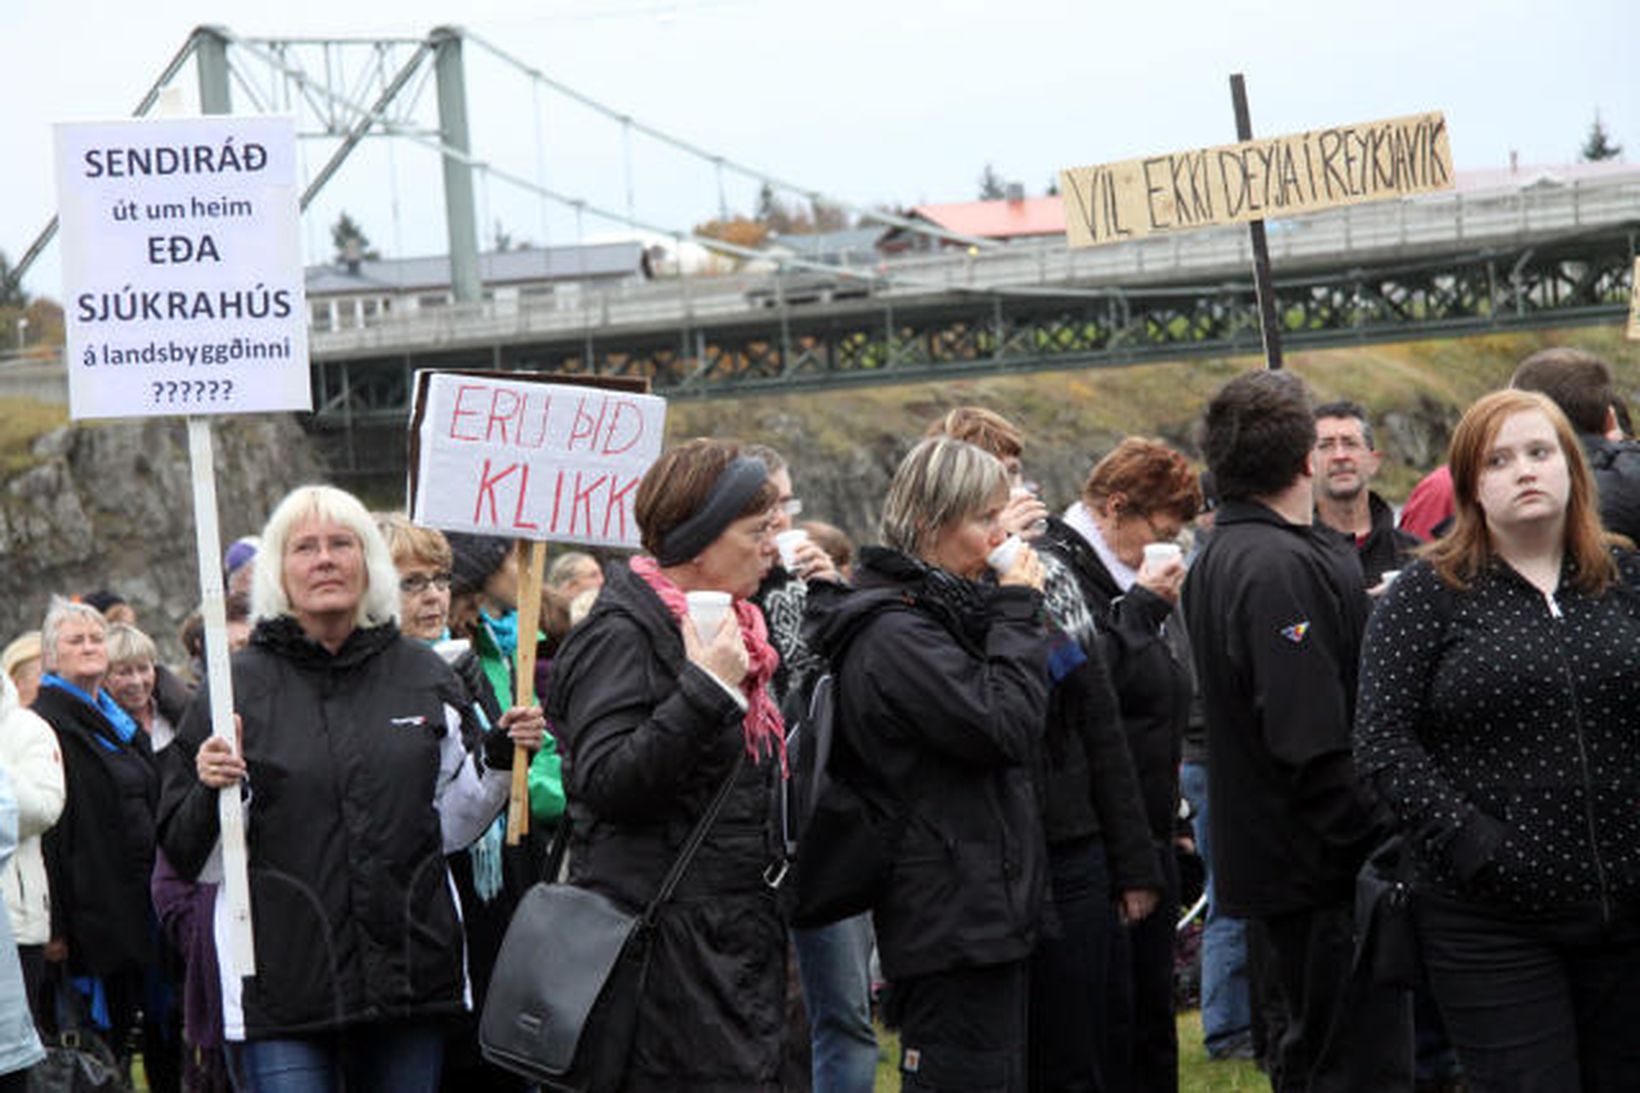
[158,485,544,1093]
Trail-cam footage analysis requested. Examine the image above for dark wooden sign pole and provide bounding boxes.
[1230,73,1285,371]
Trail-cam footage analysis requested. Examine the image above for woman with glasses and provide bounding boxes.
[545,438,790,1090]
[1036,436,1201,1093]
[377,512,561,1091]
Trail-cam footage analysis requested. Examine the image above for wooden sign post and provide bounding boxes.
[1229,75,1285,370]
[1627,257,1640,342]
[1060,100,1454,373]
[53,112,312,979]
[407,370,665,842]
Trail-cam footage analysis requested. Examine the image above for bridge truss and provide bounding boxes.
[307,223,1636,475]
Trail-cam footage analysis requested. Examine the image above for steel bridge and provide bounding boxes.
[303,170,1639,473]
[3,26,1636,483]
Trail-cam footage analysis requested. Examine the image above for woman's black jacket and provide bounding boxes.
[158,618,497,1039]
[544,560,786,1091]
[1356,554,1640,916]
[35,684,159,977]
[805,548,1050,982]
[1038,518,1192,843]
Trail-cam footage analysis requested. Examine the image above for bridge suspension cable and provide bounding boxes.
[457,28,1002,252]
[219,29,1126,303]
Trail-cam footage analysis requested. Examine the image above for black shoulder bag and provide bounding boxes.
[480,751,745,1091]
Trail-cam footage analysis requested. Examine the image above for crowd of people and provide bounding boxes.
[1,344,1638,1093]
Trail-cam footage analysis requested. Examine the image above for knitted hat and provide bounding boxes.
[224,536,260,579]
[446,532,512,596]
[2,631,42,680]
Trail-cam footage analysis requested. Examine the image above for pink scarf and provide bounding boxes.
[629,556,787,776]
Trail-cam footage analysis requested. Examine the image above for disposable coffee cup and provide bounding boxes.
[685,591,731,639]
[1379,569,1402,586]
[774,529,809,569]
[1142,542,1183,570]
[988,535,1025,575]
[1011,486,1048,536]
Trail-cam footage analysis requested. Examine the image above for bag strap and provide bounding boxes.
[644,749,746,925]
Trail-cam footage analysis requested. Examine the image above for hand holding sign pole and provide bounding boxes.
[507,542,547,845]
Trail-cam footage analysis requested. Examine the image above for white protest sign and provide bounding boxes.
[54,115,310,420]
[410,372,666,548]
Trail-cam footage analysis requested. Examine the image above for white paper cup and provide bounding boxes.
[774,529,809,569]
[1379,569,1402,587]
[685,591,731,639]
[988,535,1024,575]
[1142,542,1183,570]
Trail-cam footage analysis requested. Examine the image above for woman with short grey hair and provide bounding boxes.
[805,436,1052,1089]
[33,596,163,1082]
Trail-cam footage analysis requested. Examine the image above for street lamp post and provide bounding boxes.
[15,317,26,350]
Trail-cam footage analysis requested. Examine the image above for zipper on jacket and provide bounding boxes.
[1546,589,1613,923]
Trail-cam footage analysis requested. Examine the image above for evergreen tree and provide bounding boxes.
[978,163,1007,201]
[330,212,381,264]
[1581,111,1623,161]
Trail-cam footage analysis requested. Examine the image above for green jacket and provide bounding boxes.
[474,621,565,824]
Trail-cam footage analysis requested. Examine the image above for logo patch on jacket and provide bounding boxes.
[1280,621,1311,644]
[389,715,428,728]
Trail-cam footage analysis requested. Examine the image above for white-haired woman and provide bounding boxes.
[32,598,160,1077]
[804,436,1051,1090]
[157,485,545,1093]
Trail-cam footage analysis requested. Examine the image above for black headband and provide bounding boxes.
[654,457,769,566]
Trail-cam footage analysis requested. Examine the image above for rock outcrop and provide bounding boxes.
[0,415,326,660]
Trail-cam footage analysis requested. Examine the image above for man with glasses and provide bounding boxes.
[1312,401,1420,591]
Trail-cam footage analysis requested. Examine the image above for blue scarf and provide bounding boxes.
[482,609,519,659]
[40,674,140,752]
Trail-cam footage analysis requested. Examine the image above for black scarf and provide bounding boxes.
[857,546,993,657]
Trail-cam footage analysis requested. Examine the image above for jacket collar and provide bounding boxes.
[1214,498,1313,532]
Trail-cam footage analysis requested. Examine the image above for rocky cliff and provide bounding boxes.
[0,414,326,660]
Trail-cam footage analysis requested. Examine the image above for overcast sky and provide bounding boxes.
[4,0,1635,297]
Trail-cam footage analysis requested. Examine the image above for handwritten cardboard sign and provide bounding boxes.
[1059,111,1453,247]
[409,371,665,548]
[1628,258,1640,342]
[53,115,310,419]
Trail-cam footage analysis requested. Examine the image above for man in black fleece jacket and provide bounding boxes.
[1183,371,1407,1092]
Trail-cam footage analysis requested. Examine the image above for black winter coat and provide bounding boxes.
[807,548,1050,982]
[1031,519,1161,892]
[544,561,786,1091]
[159,618,492,1039]
[1037,517,1191,842]
[1583,434,1640,545]
[35,684,159,977]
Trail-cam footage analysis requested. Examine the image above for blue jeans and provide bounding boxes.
[226,1022,444,1093]
[1179,761,1252,1055]
[793,915,878,1093]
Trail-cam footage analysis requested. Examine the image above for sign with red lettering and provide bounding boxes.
[408,371,665,548]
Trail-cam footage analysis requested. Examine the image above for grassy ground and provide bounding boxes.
[0,396,67,475]
[872,1011,1263,1090]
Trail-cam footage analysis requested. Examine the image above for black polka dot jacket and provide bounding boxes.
[1354,551,1640,916]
